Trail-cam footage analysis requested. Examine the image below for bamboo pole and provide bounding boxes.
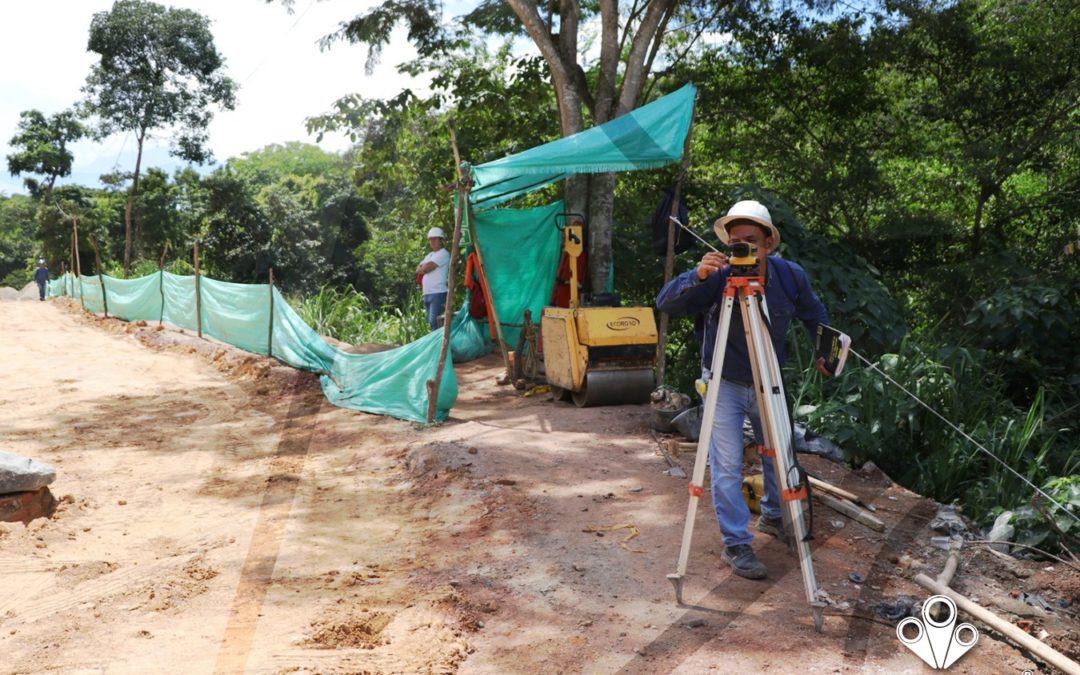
[427,136,470,424]
[72,222,85,313]
[91,237,109,318]
[914,573,1080,675]
[61,262,67,297]
[268,267,274,358]
[194,240,202,339]
[656,109,697,386]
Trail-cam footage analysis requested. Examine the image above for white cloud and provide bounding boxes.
[0,0,430,196]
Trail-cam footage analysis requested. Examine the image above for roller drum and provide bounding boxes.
[571,369,655,408]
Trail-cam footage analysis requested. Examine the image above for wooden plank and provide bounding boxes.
[816,493,885,532]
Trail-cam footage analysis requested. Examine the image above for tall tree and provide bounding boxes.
[81,0,236,277]
[6,109,86,202]
[273,0,725,293]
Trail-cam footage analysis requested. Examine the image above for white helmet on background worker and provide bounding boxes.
[38,258,45,264]
[713,200,781,246]
[426,227,445,239]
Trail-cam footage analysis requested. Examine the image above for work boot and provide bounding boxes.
[756,514,785,538]
[722,544,767,579]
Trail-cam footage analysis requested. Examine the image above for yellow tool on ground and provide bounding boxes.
[541,221,657,407]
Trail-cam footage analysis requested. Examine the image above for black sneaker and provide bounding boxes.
[722,544,767,579]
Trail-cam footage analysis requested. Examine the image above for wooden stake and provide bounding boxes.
[159,241,169,327]
[427,126,470,424]
[194,240,202,339]
[657,109,697,386]
[72,220,85,313]
[91,237,109,318]
[816,493,885,532]
[268,267,274,358]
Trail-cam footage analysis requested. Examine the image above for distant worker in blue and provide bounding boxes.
[656,199,831,580]
[33,258,49,301]
[416,227,450,330]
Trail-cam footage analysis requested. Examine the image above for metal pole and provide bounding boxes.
[194,240,202,339]
[657,111,696,386]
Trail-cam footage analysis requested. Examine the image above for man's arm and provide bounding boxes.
[416,261,437,275]
[656,253,729,317]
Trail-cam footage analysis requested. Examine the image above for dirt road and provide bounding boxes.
[0,298,1072,674]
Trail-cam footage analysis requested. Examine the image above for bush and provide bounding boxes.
[293,285,429,346]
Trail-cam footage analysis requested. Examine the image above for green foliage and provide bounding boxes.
[293,285,429,346]
[964,279,1080,400]
[6,109,86,198]
[1001,476,1080,554]
[0,194,38,287]
[796,336,1077,540]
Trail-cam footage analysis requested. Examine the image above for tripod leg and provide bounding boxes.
[741,289,826,631]
[667,291,736,604]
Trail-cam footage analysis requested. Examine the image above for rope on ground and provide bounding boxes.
[583,523,645,552]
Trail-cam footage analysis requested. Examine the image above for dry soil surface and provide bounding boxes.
[0,297,1076,674]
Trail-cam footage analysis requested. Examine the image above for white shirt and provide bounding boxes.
[420,248,450,294]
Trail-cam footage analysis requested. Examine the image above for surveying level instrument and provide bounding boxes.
[666,249,827,632]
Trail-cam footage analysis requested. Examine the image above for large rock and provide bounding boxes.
[0,451,57,493]
[0,487,56,523]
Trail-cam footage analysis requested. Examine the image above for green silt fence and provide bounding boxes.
[47,271,458,423]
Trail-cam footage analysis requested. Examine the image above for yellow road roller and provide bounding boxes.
[541,222,657,407]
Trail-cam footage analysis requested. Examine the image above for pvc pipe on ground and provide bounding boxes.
[913,572,1080,675]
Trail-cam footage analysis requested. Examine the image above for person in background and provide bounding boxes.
[416,227,450,330]
[33,259,49,301]
[656,199,832,580]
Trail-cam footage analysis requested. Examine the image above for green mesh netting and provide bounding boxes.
[48,271,457,423]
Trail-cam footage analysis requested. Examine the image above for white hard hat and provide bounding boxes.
[38,258,45,264]
[713,200,781,246]
[426,227,445,239]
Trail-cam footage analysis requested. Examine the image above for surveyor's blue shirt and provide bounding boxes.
[655,256,829,383]
[34,267,48,285]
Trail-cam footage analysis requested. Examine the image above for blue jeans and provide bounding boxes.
[423,292,448,330]
[709,380,782,547]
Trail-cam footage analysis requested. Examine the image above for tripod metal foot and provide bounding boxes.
[811,601,827,633]
[666,573,685,605]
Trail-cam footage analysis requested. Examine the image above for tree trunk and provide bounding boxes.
[971,184,993,258]
[123,130,147,279]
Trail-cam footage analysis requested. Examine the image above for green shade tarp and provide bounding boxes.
[469,200,564,348]
[468,84,696,209]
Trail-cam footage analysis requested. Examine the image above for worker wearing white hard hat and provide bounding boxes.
[416,226,450,330]
[656,198,831,580]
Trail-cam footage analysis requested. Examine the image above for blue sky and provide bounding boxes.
[0,1,429,196]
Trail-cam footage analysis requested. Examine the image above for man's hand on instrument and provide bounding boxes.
[814,357,832,377]
[696,251,730,280]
